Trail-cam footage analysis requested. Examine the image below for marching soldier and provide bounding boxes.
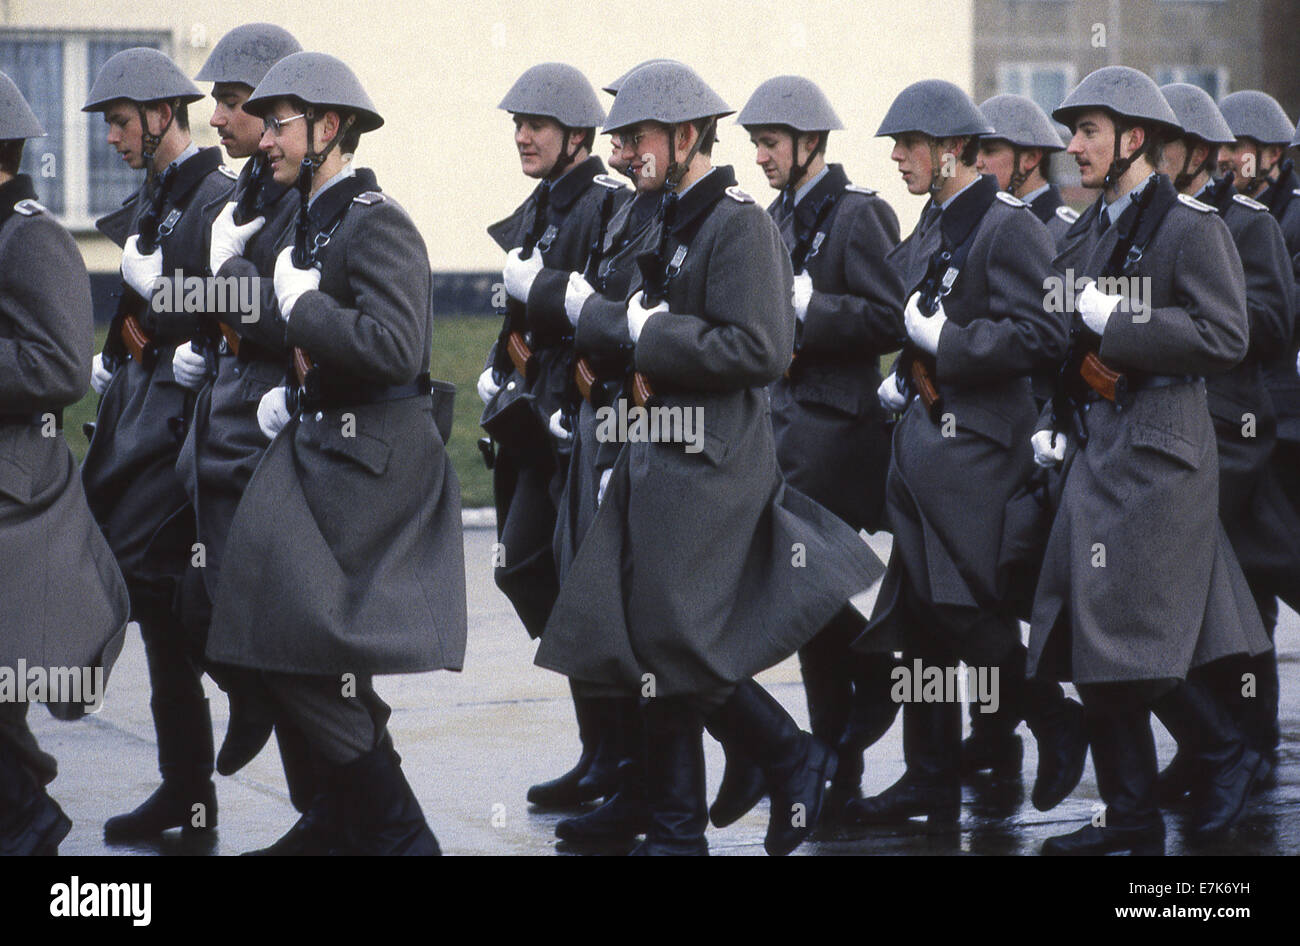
[207,51,467,854]
[0,72,130,855]
[80,48,236,841]
[737,75,906,819]
[535,60,885,856]
[1156,83,1299,801]
[849,80,1083,829]
[479,63,626,808]
[977,94,1078,246]
[1034,67,1271,854]
[175,22,327,854]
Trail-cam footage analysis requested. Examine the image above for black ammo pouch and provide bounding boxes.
[480,370,550,459]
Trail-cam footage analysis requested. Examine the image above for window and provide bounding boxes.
[0,30,168,229]
[1153,66,1228,100]
[997,63,1077,117]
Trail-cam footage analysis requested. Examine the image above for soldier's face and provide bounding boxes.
[102,101,147,170]
[976,139,1016,190]
[211,83,261,159]
[618,122,673,193]
[890,133,936,195]
[1067,110,1125,189]
[514,115,570,179]
[749,127,796,190]
[608,134,630,174]
[1222,139,1281,191]
[258,99,310,186]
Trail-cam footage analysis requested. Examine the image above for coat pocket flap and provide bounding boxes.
[953,403,1014,448]
[303,421,392,475]
[1129,422,1201,471]
[792,379,861,416]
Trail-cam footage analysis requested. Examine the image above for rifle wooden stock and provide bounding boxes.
[120,314,154,367]
[909,353,943,420]
[631,372,654,408]
[219,322,241,358]
[574,356,596,402]
[1078,349,1124,402]
[784,351,799,380]
[506,330,534,380]
[292,347,313,388]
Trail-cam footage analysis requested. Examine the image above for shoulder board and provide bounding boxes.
[1055,205,1080,224]
[352,191,385,206]
[1177,193,1214,213]
[725,185,754,204]
[217,165,238,180]
[593,173,625,191]
[1232,193,1267,212]
[845,184,877,196]
[13,199,45,216]
[995,191,1026,208]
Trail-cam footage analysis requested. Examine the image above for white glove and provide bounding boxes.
[172,342,208,391]
[209,201,265,275]
[273,245,321,322]
[877,371,908,412]
[1296,349,1300,376]
[549,409,571,441]
[1031,429,1067,468]
[504,247,544,302]
[256,386,292,440]
[121,234,164,299]
[91,353,113,396]
[904,291,947,356]
[477,366,501,405]
[597,468,613,507]
[1078,280,1122,335]
[627,291,668,343]
[792,271,813,323]
[565,272,596,328]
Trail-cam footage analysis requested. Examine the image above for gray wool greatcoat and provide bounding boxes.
[0,177,129,718]
[207,169,467,675]
[1204,190,1300,598]
[81,147,233,585]
[175,161,300,603]
[1027,175,1272,685]
[1259,167,1300,443]
[534,166,885,698]
[767,164,905,534]
[857,174,1067,666]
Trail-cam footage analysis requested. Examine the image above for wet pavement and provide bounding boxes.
[30,526,1300,856]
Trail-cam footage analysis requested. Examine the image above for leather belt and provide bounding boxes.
[298,373,432,413]
[0,409,63,429]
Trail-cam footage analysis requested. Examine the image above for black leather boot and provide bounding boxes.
[556,760,648,847]
[962,647,1026,779]
[1154,751,1196,807]
[104,696,217,840]
[527,689,620,808]
[798,613,864,822]
[242,795,338,856]
[846,692,960,828]
[1152,679,1270,842]
[629,698,708,856]
[837,652,904,768]
[995,644,1086,809]
[0,742,72,856]
[215,685,276,777]
[704,681,837,856]
[330,740,440,855]
[1042,706,1164,855]
[705,736,766,828]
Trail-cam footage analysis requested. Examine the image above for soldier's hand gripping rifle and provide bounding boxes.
[572,175,624,404]
[630,191,680,408]
[491,181,552,385]
[103,173,171,373]
[784,193,837,380]
[1050,179,1164,446]
[287,156,321,409]
[212,153,272,361]
[894,254,947,423]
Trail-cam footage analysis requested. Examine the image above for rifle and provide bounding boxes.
[629,191,680,408]
[492,180,551,384]
[784,191,838,380]
[894,253,948,423]
[287,158,320,407]
[103,171,173,373]
[572,174,624,404]
[1051,178,1169,445]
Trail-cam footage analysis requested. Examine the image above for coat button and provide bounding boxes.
[315,411,323,422]
[507,380,516,391]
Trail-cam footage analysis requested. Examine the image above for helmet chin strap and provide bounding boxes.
[1241,141,1279,192]
[296,105,357,202]
[1007,146,1030,195]
[137,100,178,184]
[666,117,715,190]
[547,127,576,181]
[783,128,822,200]
[1102,127,1136,191]
[1172,138,1218,192]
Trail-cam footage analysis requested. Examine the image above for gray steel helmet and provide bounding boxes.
[82,47,203,111]
[875,80,992,139]
[499,63,605,128]
[1052,66,1180,134]
[978,94,1064,151]
[603,59,682,96]
[0,71,46,140]
[602,61,733,134]
[737,75,843,131]
[244,52,383,132]
[1159,83,1235,145]
[195,22,302,89]
[1218,90,1295,145]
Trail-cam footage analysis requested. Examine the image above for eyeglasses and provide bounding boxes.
[262,113,306,136]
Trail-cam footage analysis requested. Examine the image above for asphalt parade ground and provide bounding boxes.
[30,525,1300,857]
